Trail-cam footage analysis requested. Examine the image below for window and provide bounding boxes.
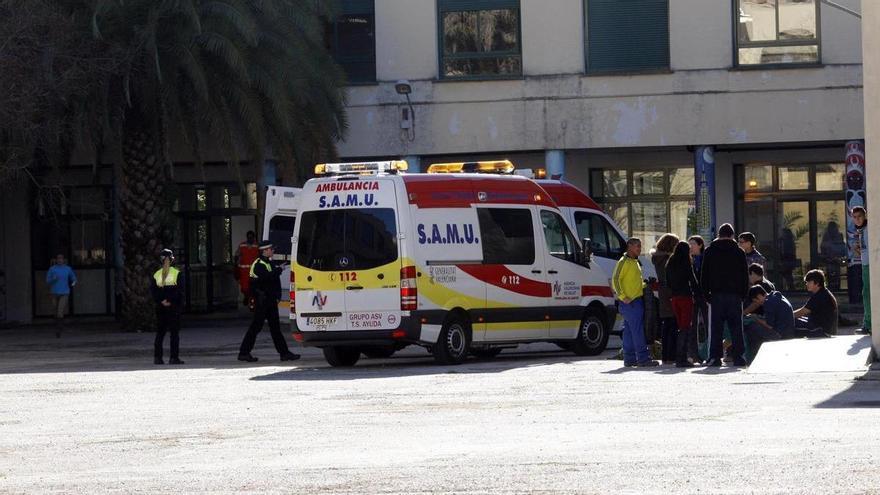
[735,162,848,293]
[477,208,535,265]
[585,0,670,74]
[327,0,376,83]
[438,0,522,79]
[541,211,579,263]
[268,215,296,257]
[297,209,398,271]
[590,167,695,245]
[573,212,626,260]
[736,0,819,66]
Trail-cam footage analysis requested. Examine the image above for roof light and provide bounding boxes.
[426,160,515,175]
[314,160,409,176]
[513,168,547,179]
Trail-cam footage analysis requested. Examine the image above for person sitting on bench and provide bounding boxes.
[793,269,838,337]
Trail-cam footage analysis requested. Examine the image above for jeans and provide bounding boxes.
[708,293,744,361]
[863,264,872,331]
[619,298,650,365]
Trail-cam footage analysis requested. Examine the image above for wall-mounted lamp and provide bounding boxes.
[396,80,415,142]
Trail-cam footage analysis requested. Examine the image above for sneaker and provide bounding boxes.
[237,354,258,362]
[280,352,301,361]
[623,361,637,367]
[675,361,695,368]
[154,358,164,365]
[855,328,872,335]
[732,358,747,367]
[635,360,659,367]
[722,355,733,363]
[169,358,185,365]
[705,358,722,367]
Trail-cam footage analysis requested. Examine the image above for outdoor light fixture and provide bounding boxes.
[395,80,415,141]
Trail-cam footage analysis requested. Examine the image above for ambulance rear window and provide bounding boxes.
[296,209,398,271]
[268,215,296,256]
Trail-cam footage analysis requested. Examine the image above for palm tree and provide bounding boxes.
[66,0,348,330]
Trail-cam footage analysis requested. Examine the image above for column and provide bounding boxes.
[545,150,565,180]
[862,1,880,357]
[403,155,421,173]
[693,146,717,240]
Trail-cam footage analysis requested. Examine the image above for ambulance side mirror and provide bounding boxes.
[581,237,593,267]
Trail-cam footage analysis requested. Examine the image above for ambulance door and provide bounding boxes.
[294,208,348,333]
[477,206,548,342]
[539,209,588,340]
[335,178,403,332]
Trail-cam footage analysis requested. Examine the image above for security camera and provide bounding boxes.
[395,80,412,95]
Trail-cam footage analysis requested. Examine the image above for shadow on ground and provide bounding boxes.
[815,370,880,409]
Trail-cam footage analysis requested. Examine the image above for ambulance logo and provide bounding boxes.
[312,292,328,310]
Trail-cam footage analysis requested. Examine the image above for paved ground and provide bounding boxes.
[1,323,880,494]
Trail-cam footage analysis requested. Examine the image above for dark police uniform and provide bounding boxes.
[151,252,184,364]
[238,244,299,362]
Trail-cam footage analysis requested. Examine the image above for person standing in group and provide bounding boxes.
[238,241,300,363]
[738,232,766,267]
[234,230,260,307]
[651,233,680,365]
[666,241,699,368]
[700,224,749,367]
[612,238,658,367]
[46,253,77,338]
[853,207,871,335]
[688,235,707,364]
[151,249,184,365]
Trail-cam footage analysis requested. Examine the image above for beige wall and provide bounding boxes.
[862,0,880,355]
[341,1,864,159]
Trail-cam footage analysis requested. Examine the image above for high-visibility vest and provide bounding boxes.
[249,258,272,279]
[153,267,180,287]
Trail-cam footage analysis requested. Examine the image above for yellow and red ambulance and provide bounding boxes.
[289,160,616,367]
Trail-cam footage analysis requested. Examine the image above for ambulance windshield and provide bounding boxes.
[296,208,398,271]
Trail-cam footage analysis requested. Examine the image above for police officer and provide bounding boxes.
[151,249,184,365]
[237,241,300,362]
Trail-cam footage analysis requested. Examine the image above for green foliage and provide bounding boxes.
[66,0,348,185]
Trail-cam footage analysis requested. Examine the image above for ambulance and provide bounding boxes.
[288,160,617,367]
[263,185,302,320]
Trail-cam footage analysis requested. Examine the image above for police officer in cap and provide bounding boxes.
[238,241,300,362]
[151,248,184,364]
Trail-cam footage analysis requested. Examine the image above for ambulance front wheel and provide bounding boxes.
[434,318,471,365]
[571,309,609,356]
[323,346,361,367]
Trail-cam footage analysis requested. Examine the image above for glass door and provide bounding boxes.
[185,218,209,311]
[816,200,848,291]
[777,201,810,291]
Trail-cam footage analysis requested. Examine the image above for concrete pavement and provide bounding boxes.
[1,324,880,494]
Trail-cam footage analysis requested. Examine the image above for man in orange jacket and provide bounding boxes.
[234,230,259,305]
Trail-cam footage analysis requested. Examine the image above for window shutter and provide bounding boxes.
[439,0,519,12]
[340,0,374,15]
[586,0,669,74]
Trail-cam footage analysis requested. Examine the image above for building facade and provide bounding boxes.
[0,0,867,325]
[333,0,865,294]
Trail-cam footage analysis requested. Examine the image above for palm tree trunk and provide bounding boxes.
[119,123,167,332]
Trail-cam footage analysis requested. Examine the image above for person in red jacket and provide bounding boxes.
[234,231,259,305]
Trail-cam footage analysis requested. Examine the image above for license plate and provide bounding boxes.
[306,316,338,326]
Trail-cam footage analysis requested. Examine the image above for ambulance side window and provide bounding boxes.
[540,211,579,263]
[605,220,627,259]
[573,212,610,258]
[477,208,535,265]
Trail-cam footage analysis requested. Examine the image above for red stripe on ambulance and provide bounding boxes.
[456,265,551,298]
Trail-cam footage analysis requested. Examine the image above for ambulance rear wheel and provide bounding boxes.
[571,309,609,356]
[434,318,470,365]
[323,346,361,367]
